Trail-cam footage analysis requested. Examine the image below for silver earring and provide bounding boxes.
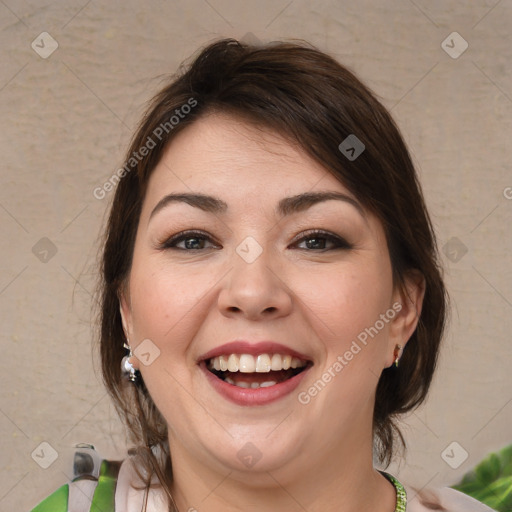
[121,342,137,382]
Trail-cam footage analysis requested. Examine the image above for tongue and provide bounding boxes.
[228,369,293,385]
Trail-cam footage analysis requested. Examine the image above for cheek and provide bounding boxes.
[297,263,390,344]
[127,265,211,412]
[128,262,216,350]
[299,263,393,399]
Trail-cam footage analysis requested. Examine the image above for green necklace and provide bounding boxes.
[380,471,407,511]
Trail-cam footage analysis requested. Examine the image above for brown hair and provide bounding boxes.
[97,38,448,510]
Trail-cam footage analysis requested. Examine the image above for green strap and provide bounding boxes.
[31,459,121,512]
[89,459,121,512]
[30,483,68,512]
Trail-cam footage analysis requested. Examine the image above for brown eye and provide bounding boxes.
[293,230,352,251]
[159,230,218,251]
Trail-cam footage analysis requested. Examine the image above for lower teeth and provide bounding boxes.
[224,377,277,388]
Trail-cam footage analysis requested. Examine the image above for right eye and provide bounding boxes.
[158,230,220,251]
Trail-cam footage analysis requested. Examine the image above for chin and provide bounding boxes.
[192,427,304,477]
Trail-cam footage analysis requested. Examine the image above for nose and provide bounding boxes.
[217,244,293,321]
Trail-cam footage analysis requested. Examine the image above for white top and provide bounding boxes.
[402,481,496,512]
[113,457,496,512]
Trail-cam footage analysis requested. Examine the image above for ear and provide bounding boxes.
[385,269,426,368]
[118,286,133,342]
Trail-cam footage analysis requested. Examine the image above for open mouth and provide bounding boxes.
[205,353,312,389]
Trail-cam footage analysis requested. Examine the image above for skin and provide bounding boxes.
[119,112,425,512]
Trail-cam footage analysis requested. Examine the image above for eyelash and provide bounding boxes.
[158,229,353,252]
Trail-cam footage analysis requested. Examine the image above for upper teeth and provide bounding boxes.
[208,354,307,373]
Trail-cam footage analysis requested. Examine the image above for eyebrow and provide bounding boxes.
[148,191,367,222]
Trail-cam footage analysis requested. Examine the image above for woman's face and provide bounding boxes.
[120,113,422,482]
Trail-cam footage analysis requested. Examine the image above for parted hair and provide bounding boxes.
[97,38,449,511]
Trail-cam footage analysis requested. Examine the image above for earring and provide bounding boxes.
[121,342,138,382]
[393,344,403,367]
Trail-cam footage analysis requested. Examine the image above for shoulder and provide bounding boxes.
[403,481,497,512]
[30,450,168,512]
[115,455,168,512]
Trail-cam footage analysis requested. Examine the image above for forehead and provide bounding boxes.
[136,112,387,259]
[144,113,350,204]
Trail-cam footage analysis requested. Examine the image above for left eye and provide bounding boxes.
[293,230,352,251]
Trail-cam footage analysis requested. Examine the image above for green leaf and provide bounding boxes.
[451,444,512,512]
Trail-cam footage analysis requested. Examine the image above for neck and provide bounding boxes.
[167,416,396,512]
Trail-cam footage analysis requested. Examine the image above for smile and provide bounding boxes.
[207,353,309,389]
[198,342,313,406]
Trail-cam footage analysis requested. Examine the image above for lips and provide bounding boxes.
[198,341,313,406]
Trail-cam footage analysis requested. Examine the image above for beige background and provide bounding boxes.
[1,1,511,510]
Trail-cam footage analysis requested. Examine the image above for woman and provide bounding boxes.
[31,38,495,511]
